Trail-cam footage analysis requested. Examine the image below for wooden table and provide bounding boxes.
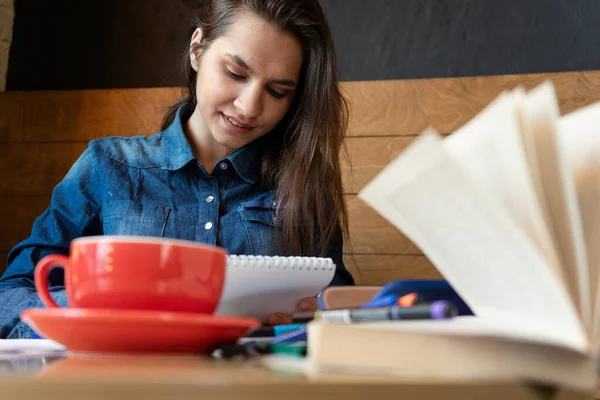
[0,354,593,400]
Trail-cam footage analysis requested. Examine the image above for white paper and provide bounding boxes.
[444,90,563,284]
[215,255,335,320]
[358,132,587,350]
[559,103,600,341]
[518,82,591,331]
[0,339,66,360]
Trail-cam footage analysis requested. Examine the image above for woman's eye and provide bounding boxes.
[224,68,245,80]
[267,87,286,99]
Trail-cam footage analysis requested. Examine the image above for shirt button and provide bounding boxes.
[219,162,228,170]
[204,222,213,230]
[272,201,278,207]
[206,196,214,203]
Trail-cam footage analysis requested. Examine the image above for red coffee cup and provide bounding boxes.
[34,236,227,314]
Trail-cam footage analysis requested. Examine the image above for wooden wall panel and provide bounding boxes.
[343,71,600,136]
[0,88,180,142]
[0,197,49,251]
[346,195,420,255]
[345,255,442,285]
[3,70,600,282]
[344,136,416,193]
[0,143,87,196]
[3,70,600,142]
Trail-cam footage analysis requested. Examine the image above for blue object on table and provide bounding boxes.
[272,327,307,344]
[370,280,474,316]
[358,294,398,309]
[316,290,327,310]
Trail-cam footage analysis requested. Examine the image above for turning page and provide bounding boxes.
[559,103,600,341]
[358,132,587,351]
[443,90,564,288]
[518,82,591,331]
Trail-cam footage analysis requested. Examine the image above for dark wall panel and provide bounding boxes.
[7,0,600,90]
[323,0,600,81]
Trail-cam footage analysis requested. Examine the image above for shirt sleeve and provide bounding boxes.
[0,146,101,338]
[325,229,355,286]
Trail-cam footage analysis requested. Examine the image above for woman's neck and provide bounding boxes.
[185,109,232,174]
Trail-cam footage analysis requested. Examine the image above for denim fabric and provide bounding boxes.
[0,107,354,338]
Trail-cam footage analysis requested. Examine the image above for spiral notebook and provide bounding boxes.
[215,255,336,320]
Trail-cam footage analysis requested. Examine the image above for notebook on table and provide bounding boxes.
[215,255,335,320]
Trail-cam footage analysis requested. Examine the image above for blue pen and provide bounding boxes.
[246,323,306,338]
[272,327,307,344]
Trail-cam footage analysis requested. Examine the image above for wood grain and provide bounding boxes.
[0,88,180,142]
[343,70,600,136]
[3,70,600,142]
[0,195,421,256]
[346,195,420,255]
[0,137,413,196]
[345,254,441,285]
[0,142,88,196]
[0,197,49,251]
[344,136,416,193]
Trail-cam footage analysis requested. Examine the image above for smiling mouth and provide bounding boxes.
[222,113,254,130]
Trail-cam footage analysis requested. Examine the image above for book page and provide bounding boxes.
[559,103,600,342]
[327,316,588,353]
[358,132,587,349]
[444,90,564,290]
[518,82,591,332]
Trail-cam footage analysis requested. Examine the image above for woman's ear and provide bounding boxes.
[190,28,203,72]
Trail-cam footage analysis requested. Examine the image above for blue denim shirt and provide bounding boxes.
[0,107,354,338]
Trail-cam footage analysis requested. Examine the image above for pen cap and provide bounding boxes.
[431,300,458,319]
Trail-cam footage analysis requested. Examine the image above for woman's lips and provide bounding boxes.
[222,113,254,133]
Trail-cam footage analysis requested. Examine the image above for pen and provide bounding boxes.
[272,327,307,344]
[291,300,457,323]
[246,323,307,338]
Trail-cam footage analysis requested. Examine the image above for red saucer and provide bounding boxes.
[21,308,260,355]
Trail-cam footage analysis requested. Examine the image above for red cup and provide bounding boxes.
[34,236,227,314]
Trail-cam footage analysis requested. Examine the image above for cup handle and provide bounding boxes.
[34,254,70,308]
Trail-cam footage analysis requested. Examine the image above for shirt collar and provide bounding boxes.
[225,139,262,184]
[162,105,262,184]
[162,105,197,171]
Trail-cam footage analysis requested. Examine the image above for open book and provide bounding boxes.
[305,81,600,392]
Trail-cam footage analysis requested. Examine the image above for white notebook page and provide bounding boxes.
[215,255,335,320]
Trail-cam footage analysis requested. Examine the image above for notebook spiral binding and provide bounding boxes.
[227,255,334,271]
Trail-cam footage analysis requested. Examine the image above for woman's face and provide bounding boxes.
[189,13,303,153]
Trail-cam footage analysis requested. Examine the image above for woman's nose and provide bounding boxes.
[233,85,263,120]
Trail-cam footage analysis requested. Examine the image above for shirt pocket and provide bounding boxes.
[102,200,171,238]
[239,199,283,255]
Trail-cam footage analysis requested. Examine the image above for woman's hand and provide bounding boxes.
[265,297,318,326]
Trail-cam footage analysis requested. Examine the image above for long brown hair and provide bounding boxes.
[162,0,350,258]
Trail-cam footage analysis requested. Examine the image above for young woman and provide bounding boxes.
[0,0,354,338]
